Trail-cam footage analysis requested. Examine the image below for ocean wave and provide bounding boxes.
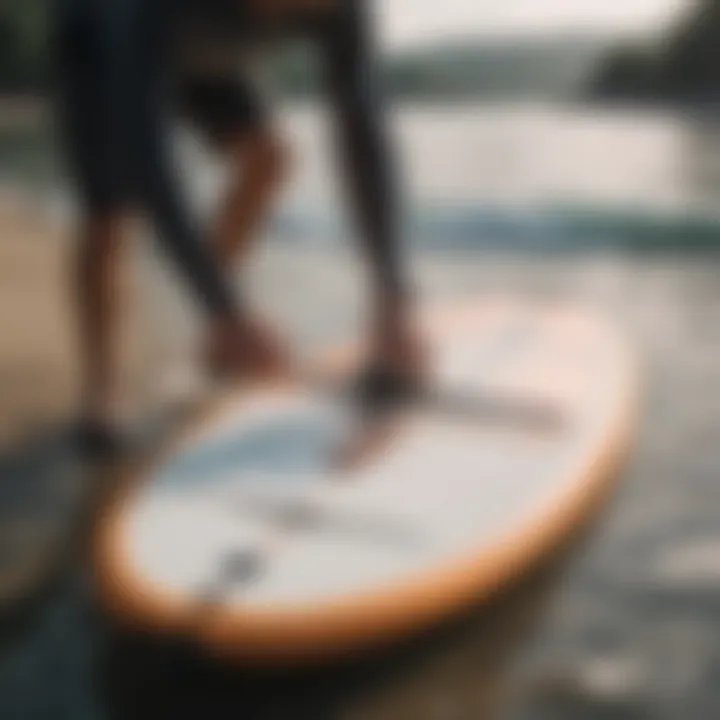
[268,202,720,252]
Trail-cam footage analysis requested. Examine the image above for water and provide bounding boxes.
[4,102,720,718]
[180,103,720,251]
[7,102,720,245]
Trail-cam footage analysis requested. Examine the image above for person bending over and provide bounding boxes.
[54,0,423,458]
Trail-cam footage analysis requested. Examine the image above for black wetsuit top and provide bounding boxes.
[53,0,403,320]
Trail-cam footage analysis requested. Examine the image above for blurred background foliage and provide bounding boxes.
[2,0,719,105]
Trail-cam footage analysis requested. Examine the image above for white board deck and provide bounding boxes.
[95,297,637,663]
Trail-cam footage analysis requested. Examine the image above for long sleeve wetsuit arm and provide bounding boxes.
[321,0,408,303]
[114,0,240,320]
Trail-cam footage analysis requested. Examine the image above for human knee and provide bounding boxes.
[227,129,291,186]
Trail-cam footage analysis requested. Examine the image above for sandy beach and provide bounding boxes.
[0,192,74,446]
[0,189,164,444]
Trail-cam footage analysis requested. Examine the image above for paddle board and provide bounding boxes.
[93,296,638,664]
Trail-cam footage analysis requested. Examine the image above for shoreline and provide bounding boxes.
[4,92,720,124]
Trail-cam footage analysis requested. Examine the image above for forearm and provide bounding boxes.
[325,0,409,308]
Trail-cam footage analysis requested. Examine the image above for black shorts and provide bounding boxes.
[177,74,267,149]
[54,0,266,214]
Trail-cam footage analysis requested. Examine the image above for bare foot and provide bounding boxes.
[333,417,399,473]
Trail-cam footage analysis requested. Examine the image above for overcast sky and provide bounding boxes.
[377,0,690,48]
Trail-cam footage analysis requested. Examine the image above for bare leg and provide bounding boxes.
[210,128,289,267]
[203,128,290,378]
[74,211,131,427]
